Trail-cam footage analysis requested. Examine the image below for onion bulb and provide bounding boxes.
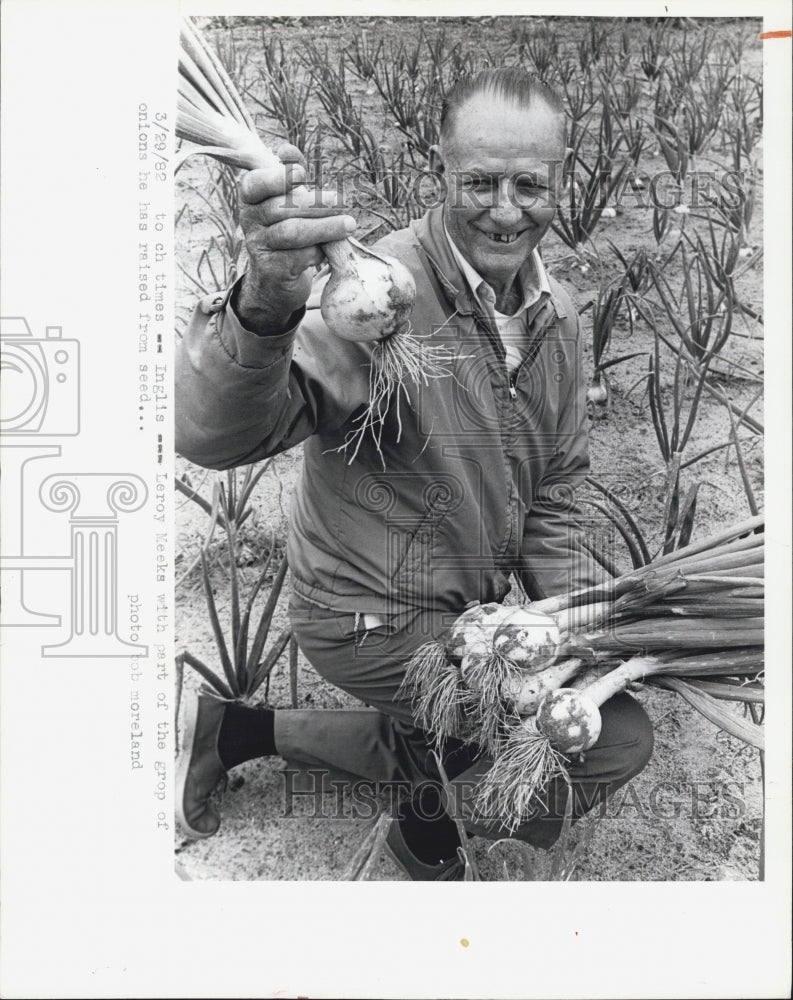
[490,607,561,670]
[535,688,602,754]
[445,602,509,659]
[321,240,415,342]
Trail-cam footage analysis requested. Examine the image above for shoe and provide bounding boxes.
[176,690,229,839]
[384,815,466,881]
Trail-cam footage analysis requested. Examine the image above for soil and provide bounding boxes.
[174,15,764,881]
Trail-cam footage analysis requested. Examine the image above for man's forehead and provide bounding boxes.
[455,91,561,121]
[444,94,566,156]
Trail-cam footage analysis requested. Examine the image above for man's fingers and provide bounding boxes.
[240,162,306,204]
[313,187,346,210]
[263,215,357,250]
[275,142,306,166]
[257,204,350,225]
[246,188,350,226]
[299,246,326,269]
[253,245,325,273]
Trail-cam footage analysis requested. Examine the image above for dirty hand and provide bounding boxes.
[235,143,357,335]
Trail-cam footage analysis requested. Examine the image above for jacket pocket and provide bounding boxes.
[389,482,459,589]
[390,512,439,586]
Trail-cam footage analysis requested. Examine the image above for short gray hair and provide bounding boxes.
[439,67,566,149]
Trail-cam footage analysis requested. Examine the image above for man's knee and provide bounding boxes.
[622,698,654,780]
[588,691,654,785]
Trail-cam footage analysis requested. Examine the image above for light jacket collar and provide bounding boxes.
[442,221,551,317]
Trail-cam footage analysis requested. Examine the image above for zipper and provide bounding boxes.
[509,297,557,392]
[474,305,515,403]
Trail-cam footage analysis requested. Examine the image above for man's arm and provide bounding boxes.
[176,279,374,469]
[519,310,611,600]
[174,144,361,469]
[176,290,303,468]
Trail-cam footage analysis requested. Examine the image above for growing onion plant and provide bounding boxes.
[176,482,294,706]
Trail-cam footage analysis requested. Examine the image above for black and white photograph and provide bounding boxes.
[174,13,770,883]
[1,1,791,997]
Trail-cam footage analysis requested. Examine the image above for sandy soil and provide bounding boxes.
[174,15,764,881]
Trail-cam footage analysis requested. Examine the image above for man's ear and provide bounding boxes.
[428,144,448,204]
[428,144,444,177]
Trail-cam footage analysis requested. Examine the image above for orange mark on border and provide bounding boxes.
[760,30,791,39]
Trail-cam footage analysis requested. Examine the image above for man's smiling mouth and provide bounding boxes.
[484,231,523,244]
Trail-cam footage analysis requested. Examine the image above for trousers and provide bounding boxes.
[274,594,654,848]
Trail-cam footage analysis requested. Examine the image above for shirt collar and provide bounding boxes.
[443,221,551,317]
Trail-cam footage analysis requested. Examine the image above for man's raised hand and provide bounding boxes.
[236,143,357,335]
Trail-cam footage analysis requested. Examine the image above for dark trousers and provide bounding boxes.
[275,595,654,848]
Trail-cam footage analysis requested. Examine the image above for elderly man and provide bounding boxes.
[176,67,653,879]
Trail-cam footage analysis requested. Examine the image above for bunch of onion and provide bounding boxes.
[402,515,764,828]
[176,17,451,463]
[399,601,596,753]
[401,575,648,753]
[477,517,764,830]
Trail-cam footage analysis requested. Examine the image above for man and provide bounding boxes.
[176,68,653,880]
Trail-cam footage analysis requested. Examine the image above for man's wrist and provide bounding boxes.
[234,272,304,337]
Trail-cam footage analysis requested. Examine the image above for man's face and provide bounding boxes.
[432,95,568,292]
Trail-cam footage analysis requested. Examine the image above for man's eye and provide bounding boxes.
[516,181,546,194]
[516,184,551,201]
[467,178,494,191]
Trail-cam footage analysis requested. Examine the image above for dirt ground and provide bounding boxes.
[174,15,764,881]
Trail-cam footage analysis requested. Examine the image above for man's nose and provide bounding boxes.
[489,180,523,229]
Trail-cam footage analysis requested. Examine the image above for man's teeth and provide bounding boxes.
[486,232,520,244]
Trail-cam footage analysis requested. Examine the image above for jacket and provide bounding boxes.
[176,204,601,616]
